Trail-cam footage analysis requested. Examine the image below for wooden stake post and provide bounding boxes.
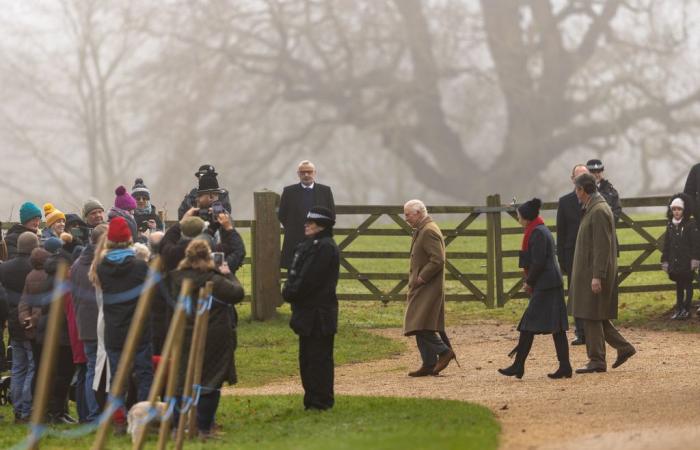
[175,283,212,449]
[187,283,213,439]
[91,257,161,450]
[132,279,192,450]
[27,263,68,450]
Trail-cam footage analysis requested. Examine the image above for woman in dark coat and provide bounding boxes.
[282,206,339,410]
[661,193,700,319]
[169,239,244,439]
[499,198,571,379]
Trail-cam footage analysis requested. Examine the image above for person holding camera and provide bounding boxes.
[132,178,163,234]
[177,165,233,220]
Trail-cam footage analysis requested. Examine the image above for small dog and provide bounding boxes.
[127,401,166,443]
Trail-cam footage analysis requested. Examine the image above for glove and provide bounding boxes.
[661,262,669,273]
[692,260,700,270]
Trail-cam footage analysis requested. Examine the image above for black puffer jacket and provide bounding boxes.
[0,252,33,341]
[96,251,149,349]
[282,229,339,337]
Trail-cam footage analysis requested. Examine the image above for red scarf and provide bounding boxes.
[521,216,545,251]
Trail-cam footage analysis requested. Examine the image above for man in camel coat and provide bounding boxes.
[570,173,636,373]
[403,199,455,377]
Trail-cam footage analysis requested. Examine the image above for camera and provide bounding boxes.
[198,201,226,223]
[138,221,150,233]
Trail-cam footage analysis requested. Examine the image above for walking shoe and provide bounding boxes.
[679,309,690,319]
[570,337,585,345]
[612,348,637,369]
[498,364,524,379]
[408,366,435,377]
[671,309,681,320]
[575,364,606,374]
[433,349,456,375]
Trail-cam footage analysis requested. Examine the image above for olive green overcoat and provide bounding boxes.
[570,194,618,320]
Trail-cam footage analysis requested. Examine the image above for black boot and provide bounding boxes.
[548,331,572,379]
[498,332,533,379]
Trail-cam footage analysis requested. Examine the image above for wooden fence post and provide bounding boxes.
[252,190,282,321]
[493,194,506,307]
[485,195,496,308]
[27,263,68,450]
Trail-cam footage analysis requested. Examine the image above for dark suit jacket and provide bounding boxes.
[684,163,700,221]
[556,190,581,275]
[278,183,335,268]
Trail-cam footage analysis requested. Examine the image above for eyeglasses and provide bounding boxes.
[298,170,314,175]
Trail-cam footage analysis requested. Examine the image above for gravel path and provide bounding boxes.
[228,323,700,450]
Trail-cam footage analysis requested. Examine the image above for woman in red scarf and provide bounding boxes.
[498,198,571,379]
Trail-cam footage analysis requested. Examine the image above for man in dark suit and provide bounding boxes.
[278,160,335,269]
[557,164,589,345]
[683,162,700,221]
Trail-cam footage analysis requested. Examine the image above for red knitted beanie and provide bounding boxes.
[108,216,132,243]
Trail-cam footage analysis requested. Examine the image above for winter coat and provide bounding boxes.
[570,194,618,320]
[683,163,700,221]
[282,229,339,337]
[0,285,7,333]
[403,217,445,336]
[18,249,50,342]
[169,268,244,390]
[96,251,149,350]
[134,204,163,232]
[0,251,33,341]
[278,183,335,268]
[556,190,582,276]
[661,218,700,282]
[517,224,568,334]
[70,244,99,341]
[37,253,72,347]
[177,188,232,221]
[5,224,37,260]
[64,294,86,364]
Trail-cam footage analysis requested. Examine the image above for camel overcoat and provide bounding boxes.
[403,217,446,335]
[570,194,618,320]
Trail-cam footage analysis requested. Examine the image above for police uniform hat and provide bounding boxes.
[196,172,224,195]
[195,164,217,178]
[586,159,604,172]
[305,206,335,227]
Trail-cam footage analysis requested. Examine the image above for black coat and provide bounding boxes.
[169,268,244,390]
[96,253,149,349]
[70,244,99,341]
[683,163,700,221]
[5,224,36,260]
[517,225,568,334]
[37,254,72,347]
[278,183,335,268]
[661,218,700,282]
[556,191,581,275]
[282,230,339,336]
[0,252,33,341]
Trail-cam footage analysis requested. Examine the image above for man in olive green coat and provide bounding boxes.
[403,199,455,377]
[570,173,636,373]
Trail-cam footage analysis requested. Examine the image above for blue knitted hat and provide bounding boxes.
[19,202,42,224]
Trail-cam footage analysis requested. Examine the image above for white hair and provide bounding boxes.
[297,160,316,170]
[404,199,427,215]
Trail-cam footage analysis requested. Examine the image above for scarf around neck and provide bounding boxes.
[521,216,545,252]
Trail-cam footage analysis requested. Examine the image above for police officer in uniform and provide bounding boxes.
[586,159,622,222]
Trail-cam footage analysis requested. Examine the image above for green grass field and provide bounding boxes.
[0,395,500,450]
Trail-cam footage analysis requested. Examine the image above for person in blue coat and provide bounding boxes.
[499,198,571,380]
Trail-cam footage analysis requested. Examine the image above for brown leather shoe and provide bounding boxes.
[408,366,435,377]
[433,349,456,375]
[612,348,636,369]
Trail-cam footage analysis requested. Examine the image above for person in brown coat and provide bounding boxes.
[570,173,636,374]
[402,199,454,377]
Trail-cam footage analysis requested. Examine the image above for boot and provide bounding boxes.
[498,332,532,380]
[547,363,573,379]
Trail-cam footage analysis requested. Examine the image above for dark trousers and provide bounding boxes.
[414,331,449,367]
[676,280,693,311]
[32,343,74,417]
[173,389,221,433]
[299,334,334,410]
[514,331,569,368]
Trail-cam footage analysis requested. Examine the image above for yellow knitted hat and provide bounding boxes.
[43,203,66,227]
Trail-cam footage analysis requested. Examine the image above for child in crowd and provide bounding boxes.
[661,193,700,319]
